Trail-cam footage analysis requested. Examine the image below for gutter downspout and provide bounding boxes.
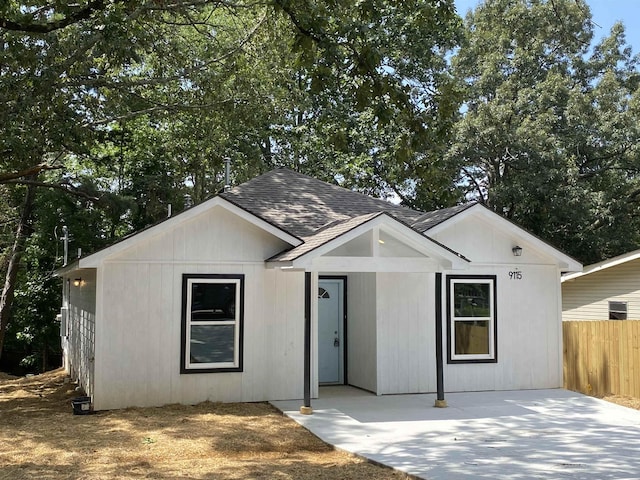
[300,272,313,414]
[435,272,447,407]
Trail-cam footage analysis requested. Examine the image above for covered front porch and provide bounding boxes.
[267,212,469,410]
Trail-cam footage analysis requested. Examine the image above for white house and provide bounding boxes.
[562,249,640,321]
[56,168,581,411]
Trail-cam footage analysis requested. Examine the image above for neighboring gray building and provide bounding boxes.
[562,250,640,321]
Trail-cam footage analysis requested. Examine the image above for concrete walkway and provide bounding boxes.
[272,387,640,479]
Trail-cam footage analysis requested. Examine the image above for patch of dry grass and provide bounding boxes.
[0,369,404,479]
[601,394,640,411]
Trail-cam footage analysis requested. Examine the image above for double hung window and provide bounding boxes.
[181,274,244,373]
[447,275,497,363]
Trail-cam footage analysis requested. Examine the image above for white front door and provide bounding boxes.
[318,278,345,384]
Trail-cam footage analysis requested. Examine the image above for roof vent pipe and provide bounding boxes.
[224,158,231,192]
[167,204,172,218]
[184,194,193,209]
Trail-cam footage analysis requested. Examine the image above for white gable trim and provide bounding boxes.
[426,204,582,272]
[77,196,301,268]
[562,248,640,282]
[271,214,469,271]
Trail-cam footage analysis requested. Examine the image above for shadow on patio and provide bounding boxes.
[272,387,640,480]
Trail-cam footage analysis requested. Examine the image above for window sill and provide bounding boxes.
[448,358,497,364]
[180,366,243,374]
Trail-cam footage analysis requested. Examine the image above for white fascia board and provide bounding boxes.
[53,261,96,277]
[562,248,640,282]
[78,196,301,268]
[287,214,468,270]
[428,204,582,272]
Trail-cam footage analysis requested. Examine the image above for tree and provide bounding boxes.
[0,1,464,365]
[449,0,640,263]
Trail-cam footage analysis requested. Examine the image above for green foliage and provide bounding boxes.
[3,184,119,373]
[0,0,464,367]
[449,0,640,263]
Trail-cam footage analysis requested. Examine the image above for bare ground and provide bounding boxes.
[0,369,404,480]
[600,394,640,411]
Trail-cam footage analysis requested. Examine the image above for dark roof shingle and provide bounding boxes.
[220,168,472,239]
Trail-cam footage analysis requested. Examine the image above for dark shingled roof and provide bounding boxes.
[219,168,474,241]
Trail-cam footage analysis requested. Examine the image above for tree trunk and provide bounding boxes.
[0,184,36,360]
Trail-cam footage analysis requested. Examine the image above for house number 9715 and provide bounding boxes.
[509,271,523,280]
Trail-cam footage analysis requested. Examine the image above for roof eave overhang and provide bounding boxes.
[53,259,81,277]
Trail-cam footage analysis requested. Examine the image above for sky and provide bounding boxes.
[454,0,640,53]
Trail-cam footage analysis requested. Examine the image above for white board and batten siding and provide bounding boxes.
[345,272,377,393]
[92,205,304,410]
[358,268,562,395]
[430,212,565,391]
[326,271,437,395]
[562,257,640,320]
[440,264,563,391]
[66,197,572,408]
[62,269,97,397]
[375,272,436,394]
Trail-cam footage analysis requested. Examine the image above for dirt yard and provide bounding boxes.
[601,393,640,411]
[0,369,403,479]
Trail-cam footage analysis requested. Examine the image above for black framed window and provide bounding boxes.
[181,274,244,373]
[447,275,497,364]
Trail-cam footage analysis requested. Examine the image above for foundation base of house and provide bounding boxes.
[434,399,448,408]
[299,406,313,415]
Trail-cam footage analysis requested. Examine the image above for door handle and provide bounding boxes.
[334,337,340,347]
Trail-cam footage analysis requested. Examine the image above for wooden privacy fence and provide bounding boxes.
[563,320,640,398]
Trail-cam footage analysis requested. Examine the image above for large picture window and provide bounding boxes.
[447,275,497,363]
[181,274,244,373]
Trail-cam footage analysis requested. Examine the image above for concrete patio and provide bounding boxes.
[271,387,640,479]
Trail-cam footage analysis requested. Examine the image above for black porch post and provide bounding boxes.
[435,272,447,407]
[301,271,313,414]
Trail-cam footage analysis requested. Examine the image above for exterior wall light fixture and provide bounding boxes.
[512,246,523,257]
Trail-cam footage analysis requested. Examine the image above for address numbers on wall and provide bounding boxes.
[508,270,523,280]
